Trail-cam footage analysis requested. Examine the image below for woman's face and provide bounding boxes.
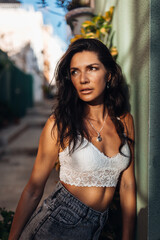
[70,51,108,104]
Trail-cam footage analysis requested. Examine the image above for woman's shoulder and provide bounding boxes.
[41,114,58,141]
[44,114,55,130]
[120,112,134,124]
[46,113,61,126]
[47,114,56,125]
[120,112,134,140]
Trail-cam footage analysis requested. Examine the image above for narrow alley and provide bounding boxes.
[0,99,59,212]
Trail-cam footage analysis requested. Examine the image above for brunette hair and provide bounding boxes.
[53,38,131,153]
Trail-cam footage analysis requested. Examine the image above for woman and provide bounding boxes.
[9,38,136,240]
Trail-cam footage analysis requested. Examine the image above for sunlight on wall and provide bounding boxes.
[95,0,149,239]
[113,2,149,239]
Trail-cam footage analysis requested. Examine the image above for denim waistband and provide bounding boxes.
[47,181,108,224]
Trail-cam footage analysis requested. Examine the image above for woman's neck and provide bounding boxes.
[85,103,108,123]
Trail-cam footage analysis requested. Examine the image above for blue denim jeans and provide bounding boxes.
[19,181,108,240]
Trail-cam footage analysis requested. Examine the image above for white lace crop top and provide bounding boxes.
[59,137,130,187]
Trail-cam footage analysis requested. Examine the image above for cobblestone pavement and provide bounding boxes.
[0,99,59,212]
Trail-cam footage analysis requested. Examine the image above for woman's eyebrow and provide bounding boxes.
[87,63,100,67]
[70,67,78,71]
[70,63,100,70]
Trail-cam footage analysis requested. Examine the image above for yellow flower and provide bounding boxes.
[81,28,85,35]
[104,11,111,22]
[110,47,118,56]
[82,20,94,28]
[100,27,107,34]
[96,29,100,38]
[85,32,97,38]
[70,34,83,43]
[104,6,115,22]
[109,6,115,16]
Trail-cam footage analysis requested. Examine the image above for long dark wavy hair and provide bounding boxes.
[53,38,131,153]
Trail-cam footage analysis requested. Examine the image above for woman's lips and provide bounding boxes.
[80,89,93,94]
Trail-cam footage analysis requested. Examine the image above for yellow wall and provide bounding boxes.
[94,0,149,239]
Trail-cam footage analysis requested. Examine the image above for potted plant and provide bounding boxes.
[70,6,118,59]
[56,0,95,35]
[56,0,93,12]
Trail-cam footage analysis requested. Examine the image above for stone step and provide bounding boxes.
[0,127,42,156]
[0,104,51,154]
[26,106,52,117]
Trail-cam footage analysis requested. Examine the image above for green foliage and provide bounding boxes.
[0,208,14,240]
[71,6,118,59]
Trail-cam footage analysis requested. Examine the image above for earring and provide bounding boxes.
[106,73,111,89]
[106,81,110,89]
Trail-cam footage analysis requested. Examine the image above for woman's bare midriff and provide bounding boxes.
[60,181,116,212]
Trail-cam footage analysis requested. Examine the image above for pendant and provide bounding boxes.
[97,134,102,142]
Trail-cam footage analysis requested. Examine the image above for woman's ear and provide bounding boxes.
[108,73,111,82]
[106,73,111,89]
[106,73,111,82]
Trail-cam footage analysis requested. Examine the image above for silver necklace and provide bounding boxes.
[87,112,108,142]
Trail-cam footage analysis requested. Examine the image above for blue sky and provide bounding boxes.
[19,0,68,46]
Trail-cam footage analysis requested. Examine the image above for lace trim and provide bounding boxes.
[60,167,121,187]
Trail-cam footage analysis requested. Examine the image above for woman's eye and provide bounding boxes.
[70,70,78,76]
[89,66,98,71]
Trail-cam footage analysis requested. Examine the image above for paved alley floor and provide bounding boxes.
[0,100,59,212]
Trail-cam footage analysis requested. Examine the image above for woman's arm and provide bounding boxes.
[120,113,136,240]
[8,116,59,240]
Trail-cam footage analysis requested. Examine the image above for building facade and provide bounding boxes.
[0,3,64,102]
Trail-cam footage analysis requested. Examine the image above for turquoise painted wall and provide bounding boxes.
[95,0,149,239]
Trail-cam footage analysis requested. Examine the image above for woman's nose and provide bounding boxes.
[80,71,89,84]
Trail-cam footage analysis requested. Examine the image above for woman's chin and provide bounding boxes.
[78,94,104,105]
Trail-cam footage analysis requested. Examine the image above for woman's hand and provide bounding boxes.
[8,116,59,240]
